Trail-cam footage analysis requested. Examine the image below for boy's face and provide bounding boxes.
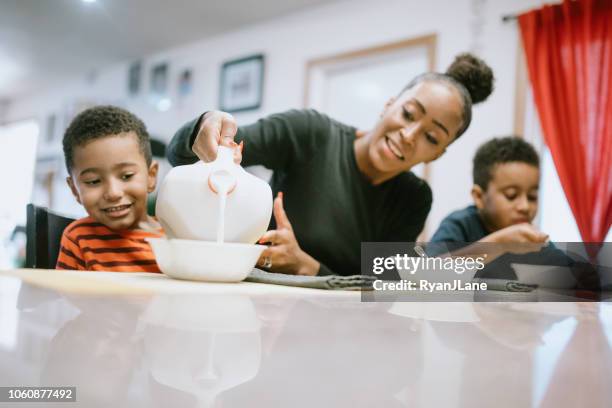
[472,162,540,232]
[67,132,158,231]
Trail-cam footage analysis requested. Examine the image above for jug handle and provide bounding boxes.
[207,170,237,194]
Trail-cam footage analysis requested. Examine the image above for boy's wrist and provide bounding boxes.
[480,232,501,244]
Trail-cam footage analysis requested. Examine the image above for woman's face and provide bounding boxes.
[366,80,464,175]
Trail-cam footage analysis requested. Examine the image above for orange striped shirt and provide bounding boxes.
[56,216,164,273]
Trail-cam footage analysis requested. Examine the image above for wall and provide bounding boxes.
[4,0,547,237]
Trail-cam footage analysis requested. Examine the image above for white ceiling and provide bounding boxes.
[0,0,341,102]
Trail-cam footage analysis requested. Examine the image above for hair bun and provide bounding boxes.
[445,53,494,104]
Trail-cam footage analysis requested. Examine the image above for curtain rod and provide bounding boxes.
[504,0,572,24]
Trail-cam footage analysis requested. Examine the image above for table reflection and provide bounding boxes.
[0,273,611,408]
[142,295,262,407]
[218,299,424,407]
[41,295,149,408]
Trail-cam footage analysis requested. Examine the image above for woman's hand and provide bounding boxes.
[193,110,242,163]
[257,192,320,276]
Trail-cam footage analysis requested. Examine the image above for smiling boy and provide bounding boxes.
[56,106,163,272]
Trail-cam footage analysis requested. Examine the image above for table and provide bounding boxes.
[0,268,611,407]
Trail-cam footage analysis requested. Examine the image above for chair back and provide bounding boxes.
[25,204,75,269]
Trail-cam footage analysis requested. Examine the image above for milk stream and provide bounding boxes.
[217,191,227,243]
[209,170,235,244]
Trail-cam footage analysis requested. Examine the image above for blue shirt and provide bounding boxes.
[429,205,487,253]
[427,205,575,281]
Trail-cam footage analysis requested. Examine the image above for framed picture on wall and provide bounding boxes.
[150,63,168,97]
[178,68,193,98]
[128,61,142,96]
[219,54,264,112]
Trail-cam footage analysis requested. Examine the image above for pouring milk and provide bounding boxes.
[155,146,272,244]
[207,168,236,243]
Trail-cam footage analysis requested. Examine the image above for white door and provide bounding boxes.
[306,39,433,178]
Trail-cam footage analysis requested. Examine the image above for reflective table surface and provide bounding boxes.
[0,269,611,407]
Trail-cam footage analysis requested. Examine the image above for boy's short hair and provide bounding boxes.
[473,136,540,190]
[63,105,152,173]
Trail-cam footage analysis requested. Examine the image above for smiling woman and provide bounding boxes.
[355,80,464,184]
[168,53,494,277]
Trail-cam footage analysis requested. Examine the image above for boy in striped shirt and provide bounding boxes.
[56,106,164,272]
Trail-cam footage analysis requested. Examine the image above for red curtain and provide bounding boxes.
[519,0,612,242]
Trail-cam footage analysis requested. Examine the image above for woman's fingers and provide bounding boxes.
[258,193,292,245]
[256,195,300,273]
[273,192,292,230]
[257,245,283,269]
[233,141,243,164]
[258,229,289,245]
[193,124,218,162]
[220,115,238,146]
[257,251,271,268]
[193,111,237,162]
[257,245,289,269]
[258,229,275,245]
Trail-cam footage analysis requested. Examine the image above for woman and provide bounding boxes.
[168,53,494,276]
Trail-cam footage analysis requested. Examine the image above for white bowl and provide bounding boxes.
[510,263,577,289]
[147,238,265,282]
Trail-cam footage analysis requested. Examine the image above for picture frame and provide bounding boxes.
[219,54,264,113]
[178,68,193,98]
[150,62,168,97]
[128,61,142,96]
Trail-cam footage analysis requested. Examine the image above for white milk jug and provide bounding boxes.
[156,146,273,244]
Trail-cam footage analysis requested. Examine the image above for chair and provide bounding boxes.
[25,204,75,269]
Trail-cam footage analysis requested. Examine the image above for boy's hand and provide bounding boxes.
[193,111,242,163]
[487,223,549,244]
[483,223,549,256]
[256,192,319,276]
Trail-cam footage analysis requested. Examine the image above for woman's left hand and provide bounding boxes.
[257,192,320,276]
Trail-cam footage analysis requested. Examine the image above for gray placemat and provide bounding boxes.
[473,289,539,302]
[246,269,375,290]
[472,278,538,292]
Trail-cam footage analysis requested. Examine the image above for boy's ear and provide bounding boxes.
[471,184,485,210]
[66,177,82,205]
[147,161,159,193]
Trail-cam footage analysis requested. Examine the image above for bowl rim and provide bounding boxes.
[145,237,266,250]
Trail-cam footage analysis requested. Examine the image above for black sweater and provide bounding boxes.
[168,109,432,276]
